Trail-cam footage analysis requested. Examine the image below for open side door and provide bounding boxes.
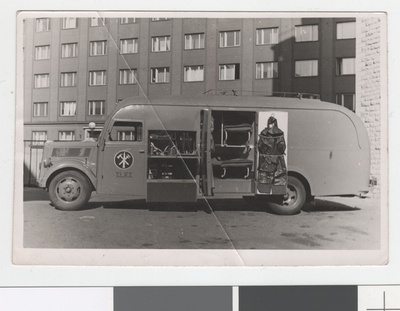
[200,109,213,196]
[256,111,288,195]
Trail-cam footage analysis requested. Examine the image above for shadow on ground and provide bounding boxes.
[24,187,363,214]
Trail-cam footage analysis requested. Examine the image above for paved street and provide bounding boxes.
[23,187,381,250]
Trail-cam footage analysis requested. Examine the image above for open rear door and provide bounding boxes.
[256,111,288,195]
[200,109,213,196]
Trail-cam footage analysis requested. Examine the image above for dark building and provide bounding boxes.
[23,16,356,142]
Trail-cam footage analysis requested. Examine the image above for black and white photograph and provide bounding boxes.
[13,11,388,266]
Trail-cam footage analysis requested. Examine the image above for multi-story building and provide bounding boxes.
[23,16,356,142]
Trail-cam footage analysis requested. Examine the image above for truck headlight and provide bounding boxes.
[43,157,52,168]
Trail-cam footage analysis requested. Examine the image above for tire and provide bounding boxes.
[48,170,92,211]
[268,176,306,215]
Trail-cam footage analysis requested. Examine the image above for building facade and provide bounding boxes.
[23,16,357,141]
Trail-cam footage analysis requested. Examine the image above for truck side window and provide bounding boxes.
[109,121,143,142]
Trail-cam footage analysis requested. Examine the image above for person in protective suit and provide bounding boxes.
[258,115,287,185]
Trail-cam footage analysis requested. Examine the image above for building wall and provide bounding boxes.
[24,17,356,142]
[356,17,382,198]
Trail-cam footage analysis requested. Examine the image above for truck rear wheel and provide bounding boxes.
[268,176,306,215]
[48,170,92,211]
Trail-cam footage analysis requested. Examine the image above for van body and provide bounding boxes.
[37,95,372,215]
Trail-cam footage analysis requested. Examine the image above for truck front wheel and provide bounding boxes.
[268,176,306,215]
[48,170,92,211]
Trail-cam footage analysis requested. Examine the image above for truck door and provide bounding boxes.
[256,111,288,195]
[200,109,213,196]
[97,120,146,196]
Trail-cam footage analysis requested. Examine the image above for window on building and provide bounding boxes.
[58,131,76,141]
[120,18,136,24]
[151,18,170,21]
[89,40,107,56]
[60,101,77,116]
[219,30,241,48]
[34,74,50,88]
[150,67,170,83]
[84,127,103,140]
[33,102,48,117]
[295,25,319,42]
[62,17,77,29]
[219,64,240,80]
[256,27,279,45]
[184,33,205,50]
[337,22,356,39]
[152,36,171,52]
[89,70,107,86]
[295,60,318,77]
[35,45,50,60]
[88,100,105,116]
[119,69,138,85]
[60,72,77,87]
[337,57,356,75]
[36,18,50,32]
[110,121,143,141]
[32,131,47,145]
[120,38,138,54]
[184,65,204,82]
[90,17,105,27]
[336,94,355,111]
[255,62,278,79]
[61,42,78,58]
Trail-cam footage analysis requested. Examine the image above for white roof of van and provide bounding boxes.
[119,95,337,111]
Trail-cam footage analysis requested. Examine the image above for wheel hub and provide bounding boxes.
[283,185,297,206]
[56,178,81,202]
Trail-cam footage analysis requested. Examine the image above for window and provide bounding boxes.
[220,30,241,48]
[90,40,107,56]
[58,131,75,141]
[336,94,355,111]
[88,100,105,116]
[152,36,171,52]
[33,102,48,117]
[89,70,107,86]
[337,22,356,39]
[184,33,205,50]
[34,74,50,88]
[295,25,318,42]
[35,45,50,60]
[60,72,77,87]
[84,127,103,140]
[256,62,278,79]
[256,28,279,45]
[110,121,143,141]
[90,17,105,27]
[151,67,170,83]
[184,65,204,82]
[119,69,138,85]
[62,17,77,29]
[219,64,240,80]
[120,18,136,24]
[295,60,318,77]
[61,42,78,58]
[120,38,138,54]
[36,18,50,32]
[337,57,355,75]
[151,18,170,21]
[60,101,76,116]
[32,131,47,145]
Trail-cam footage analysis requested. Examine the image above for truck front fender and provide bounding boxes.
[39,160,97,190]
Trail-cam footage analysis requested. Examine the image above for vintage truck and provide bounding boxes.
[37,95,372,215]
